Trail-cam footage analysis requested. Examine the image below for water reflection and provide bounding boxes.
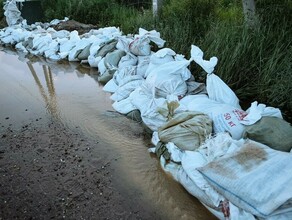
[0,48,216,220]
[27,62,60,119]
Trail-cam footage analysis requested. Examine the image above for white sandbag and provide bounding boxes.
[158,143,224,209]
[112,96,137,115]
[144,48,176,78]
[97,57,107,75]
[129,87,169,131]
[112,66,137,86]
[191,45,218,74]
[118,53,138,68]
[110,75,144,102]
[144,58,193,99]
[15,42,28,53]
[88,55,102,68]
[59,31,80,58]
[4,0,23,26]
[116,35,132,52]
[68,39,92,61]
[207,73,241,109]
[50,30,70,39]
[103,78,119,93]
[89,40,103,56]
[129,28,165,56]
[136,55,151,77]
[137,28,165,48]
[180,95,247,140]
[32,34,52,50]
[156,134,256,220]
[44,40,60,60]
[240,101,283,125]
[198,140,292,218]
[129,36,151,56]
[181,151,225,208]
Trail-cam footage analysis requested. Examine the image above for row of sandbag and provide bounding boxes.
[2,11,292,219]
[96,31,292,220]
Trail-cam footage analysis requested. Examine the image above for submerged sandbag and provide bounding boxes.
[243,116,292,152]
[158,111,212,151]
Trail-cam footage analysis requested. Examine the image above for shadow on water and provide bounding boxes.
[0,47,216,220]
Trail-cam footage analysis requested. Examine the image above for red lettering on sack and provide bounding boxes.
[224,113,231,120]
[233,109,248,121]
[228,121,236,127]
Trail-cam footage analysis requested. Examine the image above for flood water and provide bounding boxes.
[0,48,216,220]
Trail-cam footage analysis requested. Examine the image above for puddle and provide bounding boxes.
[0,48,216,220]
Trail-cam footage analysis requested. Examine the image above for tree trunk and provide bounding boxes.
[153,0,163,17]
[242,0,257,26]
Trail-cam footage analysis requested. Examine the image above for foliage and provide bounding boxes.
[13,0,292,120]
[0,0,4,18]
[156,0,216,55]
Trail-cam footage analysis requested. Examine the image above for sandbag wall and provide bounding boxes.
[1,4,292,219]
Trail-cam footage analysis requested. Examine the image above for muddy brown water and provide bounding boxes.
[0,48,216,220]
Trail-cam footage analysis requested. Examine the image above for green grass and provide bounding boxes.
[2,0,291,121]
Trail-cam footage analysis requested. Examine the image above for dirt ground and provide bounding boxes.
[0,117,160,220]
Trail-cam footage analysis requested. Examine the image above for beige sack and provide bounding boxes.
[158,111,212,151]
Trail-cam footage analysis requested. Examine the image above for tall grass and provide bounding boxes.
[200,22,292,111]
[4,0,292,120]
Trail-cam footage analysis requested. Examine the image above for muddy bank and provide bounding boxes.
[0,117,159,220]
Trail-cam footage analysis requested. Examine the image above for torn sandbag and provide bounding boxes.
[158,111,212,151]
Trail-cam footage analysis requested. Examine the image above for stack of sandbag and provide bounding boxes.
[2,6,292,219]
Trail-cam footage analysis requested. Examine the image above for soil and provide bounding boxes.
[0,117,159,220]
[51,20,98,35]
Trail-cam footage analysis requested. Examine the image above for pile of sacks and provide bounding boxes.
[1,1,292,219]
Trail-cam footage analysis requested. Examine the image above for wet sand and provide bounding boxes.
[0,117,160,220]
[0,49,216,220]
